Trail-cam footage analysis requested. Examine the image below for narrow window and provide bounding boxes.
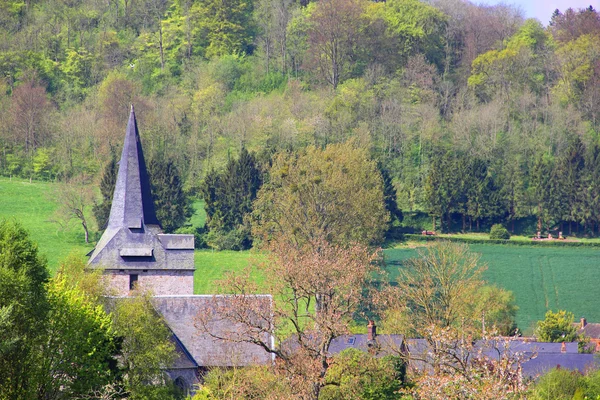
[129,274,138,290]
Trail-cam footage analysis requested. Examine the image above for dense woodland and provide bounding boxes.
[1,0,600,238]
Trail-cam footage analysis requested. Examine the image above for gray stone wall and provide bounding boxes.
[166,368,200,396]
[105,270,194,296]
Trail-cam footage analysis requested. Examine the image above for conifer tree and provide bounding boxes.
[201,148,263,249]
[93,153,118,231]
[148,158,192,233]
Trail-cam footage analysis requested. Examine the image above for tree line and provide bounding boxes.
[0,1,599,236]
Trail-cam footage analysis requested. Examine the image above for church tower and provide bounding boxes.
[88,106,195,295]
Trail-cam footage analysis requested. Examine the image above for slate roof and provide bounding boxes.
[153,295,274,367]
[328,334,405,357]
[576,322,600,339]
[406,339,588,378]
[88,106,194,270]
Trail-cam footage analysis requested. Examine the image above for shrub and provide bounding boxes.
[490,224,510,240]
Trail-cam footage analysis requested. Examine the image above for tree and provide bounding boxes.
[111,290,177,398]
[93,153,118,231]
[189,0,256,57]
[37,272,119,399]
[379,164,403,228]
[201,147,263,250]
[409,326,530,399]
[0,220,49,398]
[385,241,517,337]
[305,0,367,89]
[535,310,578,343]
[320,348,404,400]
[9,75,52,155]
[192,366,292,399]
[52,177,96,243]
[197,237,381,400]
[148,156,192,233]
[252,141,389,247]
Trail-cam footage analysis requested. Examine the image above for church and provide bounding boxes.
[87,106,272,392]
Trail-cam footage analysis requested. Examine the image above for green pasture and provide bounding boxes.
[0,177,93,272]
[384,244,600,333]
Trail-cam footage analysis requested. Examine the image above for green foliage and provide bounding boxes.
[39,273,119,398]
[192,366,291,399]
[111,291,177,398]
[490,224,510,240]
[321,349,405,400]
[530,368,583,400]
[190,0,256,58]
[93,153,118,230]
[148,157,192,233]
[253,141,389,247]
[201,147,263,250]
[0,220,49,398]
[535,310,578,342]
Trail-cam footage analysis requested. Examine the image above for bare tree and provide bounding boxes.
[51,177,95,243]
[197,237,381,400]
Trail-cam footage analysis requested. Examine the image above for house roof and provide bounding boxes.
[576,322,600,339]
[328,334,405,357]
[88,106,194,270]
[153,295,273,367]
[406,338,586,378]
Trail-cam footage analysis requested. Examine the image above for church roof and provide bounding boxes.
[153,295,274,367]
[108,105,159,230]
[88,106,194,270]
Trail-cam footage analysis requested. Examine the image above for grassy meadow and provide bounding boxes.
[0,177,93,272]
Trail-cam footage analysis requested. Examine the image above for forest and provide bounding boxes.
[0,0,599,238]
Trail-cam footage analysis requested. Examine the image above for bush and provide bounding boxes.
[490,224,510,240]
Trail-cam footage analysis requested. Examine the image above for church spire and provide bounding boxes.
[107,105,160,229]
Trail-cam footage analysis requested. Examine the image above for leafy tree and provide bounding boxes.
[192,366,291,399]
[252,141,389,247]
[37,273,119,399]
[321,349,404,400]
[535,310,578,342]
[0,220,49,398]
[52,176,96,243]
[385,241,517,337]
[190,0,256,57]
[148,157,192,233]
[111,290,177,398]
[201,147,263,250]
[530,367,584,400]
[93,153,118,231]
[489,224,510,240]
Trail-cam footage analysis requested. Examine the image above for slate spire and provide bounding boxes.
[107,105,160,229]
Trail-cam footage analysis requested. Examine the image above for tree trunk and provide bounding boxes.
[462,214,466,233]
[82,220,89,243]
[158,20,165,70]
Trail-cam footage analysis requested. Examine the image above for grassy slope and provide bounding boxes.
[0,177,93,272]
[384,244,600,333]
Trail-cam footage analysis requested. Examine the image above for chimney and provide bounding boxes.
[581,317,587,329]
[367,320,376,341]
[561,342,566,353]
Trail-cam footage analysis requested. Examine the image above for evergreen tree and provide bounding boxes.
[93,154,118,230]
[379,164,403,228]
[201,148,263,250]
[148,157,192,233]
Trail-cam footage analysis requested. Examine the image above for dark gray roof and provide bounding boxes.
[522,353,599,377]
[576,323,600,339]
[109,105,159,229]
[153,295,273,367]
[328,334,405,357]
[407,338,589,378]
[88,106,194,270]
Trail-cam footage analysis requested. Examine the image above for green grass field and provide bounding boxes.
[0,177,93,272]
[384,244,600,333]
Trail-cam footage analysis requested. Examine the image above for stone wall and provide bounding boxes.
[105,270,194,296]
